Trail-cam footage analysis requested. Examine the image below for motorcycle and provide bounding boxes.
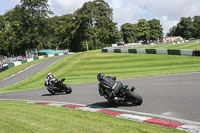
[45,78,72,95]
[99,84,143,105]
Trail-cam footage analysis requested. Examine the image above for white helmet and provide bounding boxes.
[47,72,52,76]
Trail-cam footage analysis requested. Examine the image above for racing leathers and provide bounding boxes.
[45,74,58,87]
[98,76,123,99]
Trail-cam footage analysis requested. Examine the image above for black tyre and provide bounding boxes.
[64,84,72,94]
[47,88,55,95]
[126,91,143,105]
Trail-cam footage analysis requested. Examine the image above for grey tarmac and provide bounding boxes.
[0,55,67,88]
[0,72,200,123]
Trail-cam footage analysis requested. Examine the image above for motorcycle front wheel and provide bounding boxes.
[126,91,143,105]
[47,88,55,95]
[63,84,72,94]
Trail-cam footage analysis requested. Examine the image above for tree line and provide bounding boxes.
[0,0,121,56]
[167,16,200,39]
[2,0,198,57]
[0,0,165,56]
[121,19,163,44]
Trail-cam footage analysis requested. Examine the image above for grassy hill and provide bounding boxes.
[1,48,200,93]
[134,40,200,50]
[0,46,195,133]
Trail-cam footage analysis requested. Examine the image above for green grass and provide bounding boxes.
[0,47,196,133]
[0,100,185,133]
[133,41,200,50]
[0,57,55,80]
[1,49,200,93]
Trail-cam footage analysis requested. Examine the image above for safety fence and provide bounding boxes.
[102,48,200,56]
[0,53,67,72]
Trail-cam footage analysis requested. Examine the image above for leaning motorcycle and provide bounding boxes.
[99,85,143,105]
[45,78,72,95]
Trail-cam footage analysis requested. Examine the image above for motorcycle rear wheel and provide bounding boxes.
[126,91,143,105]
[63,84,72,94]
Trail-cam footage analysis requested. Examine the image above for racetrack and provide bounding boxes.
[0,55,67,88]
[0,72,200,123]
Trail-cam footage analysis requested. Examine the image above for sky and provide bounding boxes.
[0,0,200,36]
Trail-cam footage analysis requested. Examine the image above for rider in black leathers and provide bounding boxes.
[97,73,123,99]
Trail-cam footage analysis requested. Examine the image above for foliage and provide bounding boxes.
[2,0,53,56]
[0,0,121,55]
[121,19,163,43]
[193,16,200,39]
[148,19,163,41]
[121,23,137,43]
[136,19,150,43]
[1,0,200,55]
[167,16,200,39]
[48,14,76,51]
[74,0,120,50]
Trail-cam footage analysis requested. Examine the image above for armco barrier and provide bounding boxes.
[102,48,200,56]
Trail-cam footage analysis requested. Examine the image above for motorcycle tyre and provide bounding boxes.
[126,91,143,105]
[63,84,72,94]
[47,88,56,95]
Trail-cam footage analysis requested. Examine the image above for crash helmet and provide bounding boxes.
[47,72,52,76]
[97,73,104,81]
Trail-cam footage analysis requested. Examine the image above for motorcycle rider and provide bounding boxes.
[45,72,58,88]
[97,73,123,99]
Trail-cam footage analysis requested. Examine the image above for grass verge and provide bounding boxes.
[133,41,200,50]
[0,57,55,80]
[0,100,185,133]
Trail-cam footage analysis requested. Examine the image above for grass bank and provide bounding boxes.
[1,49,200,93]
[0,57,55,80]
[134,41,200,50]
[0,101,185,133]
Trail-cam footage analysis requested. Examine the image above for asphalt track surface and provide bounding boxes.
[0,55,200,123]
[0,55,67,88]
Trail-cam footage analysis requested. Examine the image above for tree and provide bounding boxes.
[2,0,53,56]
[166,26,178,37]
[121,23,137,43]
[136,19,150,43]
[167,17,194,39]
[0,15,9,55]
[178,17,194,39]
[49,14,75,51]
[193,16,200,39]
[74,0,120,50]
[148,19,163,41]
[0,15,6,32]
[21,0,53,50]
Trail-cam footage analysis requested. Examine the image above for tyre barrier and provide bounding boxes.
[0,53,68,72]
[102,48,200,56]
